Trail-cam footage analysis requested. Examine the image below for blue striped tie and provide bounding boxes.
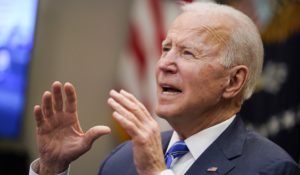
[165,140,189,169]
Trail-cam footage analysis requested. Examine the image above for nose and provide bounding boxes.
[157,51,177,74]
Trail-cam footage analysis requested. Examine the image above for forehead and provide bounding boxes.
[165,11,232,47]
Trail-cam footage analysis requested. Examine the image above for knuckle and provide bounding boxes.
[136,135,148,145]
[149,127,157,136]
[130,105,139,113]
[123,112,131,119]
[126,121,135,128]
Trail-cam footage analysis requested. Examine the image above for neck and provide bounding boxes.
[166,100,240,139]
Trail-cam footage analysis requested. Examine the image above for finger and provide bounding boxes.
[52,81,63,112]
[110,90,147,122]
[112,111,138,137]
[110,90,136,111]
[64,82,77,113]
[34,105,44,127]
[107,97,141,126]
[120,89,141,104]
[119,90,152,119]
[109,90,134,109]
[84,126,111,148]
[42,91,54,118]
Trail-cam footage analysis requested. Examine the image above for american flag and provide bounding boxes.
[115,0,194,141]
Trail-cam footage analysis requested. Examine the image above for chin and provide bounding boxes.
[155,105,180,119]
[155,106,169,119]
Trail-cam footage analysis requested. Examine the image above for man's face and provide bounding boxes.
[155,12,231,121]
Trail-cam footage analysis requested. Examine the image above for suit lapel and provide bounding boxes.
[161,131,173,153]
[185,116,247,175]
[185,144,235,175]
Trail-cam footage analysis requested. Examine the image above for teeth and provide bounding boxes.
[161,84,182,95]
[162,91,180,95]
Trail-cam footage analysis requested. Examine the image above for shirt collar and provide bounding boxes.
[167,115,236,160]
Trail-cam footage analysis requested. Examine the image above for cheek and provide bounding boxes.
[185,64,212,87]
[185,63,226,97]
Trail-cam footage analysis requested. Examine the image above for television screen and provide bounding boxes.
[0,0,38,138]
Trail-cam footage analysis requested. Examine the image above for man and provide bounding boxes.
[29,2,299,175]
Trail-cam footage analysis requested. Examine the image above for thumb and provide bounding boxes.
[84,125,111,146]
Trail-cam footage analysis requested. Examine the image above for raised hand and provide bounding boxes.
[108,89,166,175]
[34,81,111,175]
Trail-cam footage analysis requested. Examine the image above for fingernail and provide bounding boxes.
[112,111,121,120]
[120,89,129,95]
[110,89,117,95]
[107,98,114,104]
[53,81,61,85]
[43,91,51,96]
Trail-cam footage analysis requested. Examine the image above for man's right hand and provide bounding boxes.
[33,81,111,175]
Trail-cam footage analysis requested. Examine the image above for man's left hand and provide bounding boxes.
[108,89,166,175]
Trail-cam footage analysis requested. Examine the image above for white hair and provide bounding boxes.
[182,2,264,101]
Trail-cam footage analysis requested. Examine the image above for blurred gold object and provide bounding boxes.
[262,0,300,43]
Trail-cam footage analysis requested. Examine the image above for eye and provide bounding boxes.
[162,46,170,52]
[183,50,195,57]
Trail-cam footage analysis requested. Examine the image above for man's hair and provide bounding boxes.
[182,2,264,101]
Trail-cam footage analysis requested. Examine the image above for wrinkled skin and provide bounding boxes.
[34,81,111,175]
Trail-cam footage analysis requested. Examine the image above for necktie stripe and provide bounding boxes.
[165,140,189,169]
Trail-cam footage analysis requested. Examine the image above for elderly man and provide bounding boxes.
[29,2,299,175]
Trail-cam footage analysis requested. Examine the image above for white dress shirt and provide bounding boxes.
[160,116,235,175]
[29,159,69,175]
[29,116,235,175]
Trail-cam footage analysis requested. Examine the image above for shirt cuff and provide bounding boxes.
[29,158,69,175]
[159,169,175,175]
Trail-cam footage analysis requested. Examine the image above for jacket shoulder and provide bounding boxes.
[98,141,134,175]
[234,130,299,174]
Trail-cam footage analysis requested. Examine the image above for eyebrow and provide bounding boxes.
[161,40,170,47]
[162,36,200,49]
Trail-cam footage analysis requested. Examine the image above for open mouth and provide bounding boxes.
[161,84,182,94]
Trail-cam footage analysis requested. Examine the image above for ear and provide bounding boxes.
[222,65,248,99]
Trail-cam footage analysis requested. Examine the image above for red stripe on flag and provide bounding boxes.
[149,0,165,56]
[129,24,147,76]
[182,0,193,3]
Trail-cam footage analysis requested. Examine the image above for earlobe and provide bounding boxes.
[222,65,248,99]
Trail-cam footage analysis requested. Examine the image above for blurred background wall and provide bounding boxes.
[1,0,131,174]
[25,0,132,174]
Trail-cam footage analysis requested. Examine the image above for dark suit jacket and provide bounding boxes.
[98,117,300,175]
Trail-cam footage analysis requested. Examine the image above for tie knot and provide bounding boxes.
[165,140,189,168]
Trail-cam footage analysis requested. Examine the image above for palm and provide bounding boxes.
[37,111,83,161]
[34,82,110,174]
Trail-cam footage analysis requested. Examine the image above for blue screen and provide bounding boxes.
[0,0,38,138]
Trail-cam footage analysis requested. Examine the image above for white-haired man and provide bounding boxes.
[29,2,299,175]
